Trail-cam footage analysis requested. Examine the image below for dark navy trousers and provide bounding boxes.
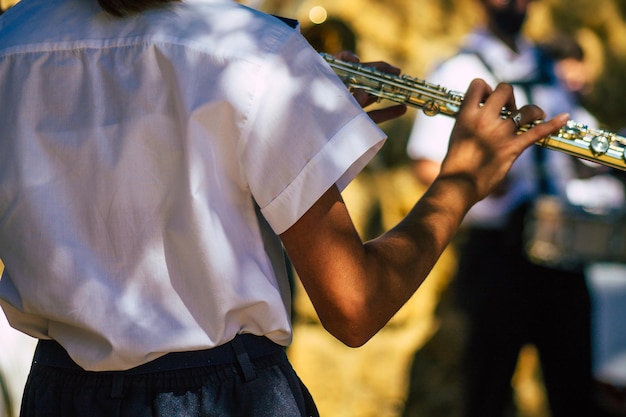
[20,334,319,417]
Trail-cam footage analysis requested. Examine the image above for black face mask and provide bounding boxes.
[489,6,527,36]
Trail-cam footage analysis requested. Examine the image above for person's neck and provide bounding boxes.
[488,24,520,54]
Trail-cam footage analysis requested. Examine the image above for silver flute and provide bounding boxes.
[321,53,626,171]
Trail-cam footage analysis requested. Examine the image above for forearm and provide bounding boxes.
[372,174,476,280]
[353,175,477,337]
[284,81,569,347]
[283,178,476,347]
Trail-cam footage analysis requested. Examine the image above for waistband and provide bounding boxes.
[34,334,284,375]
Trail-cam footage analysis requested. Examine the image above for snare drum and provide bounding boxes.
[523,196,626,269]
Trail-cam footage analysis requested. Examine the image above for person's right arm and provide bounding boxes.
[280,79,569,347]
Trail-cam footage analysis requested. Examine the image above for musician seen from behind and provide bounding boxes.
[0,0,568,415]
[406,0,596,416]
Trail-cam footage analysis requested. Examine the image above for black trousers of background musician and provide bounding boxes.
[453,206,594,417]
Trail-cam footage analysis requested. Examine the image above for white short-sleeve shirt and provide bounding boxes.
[0,0,386,370]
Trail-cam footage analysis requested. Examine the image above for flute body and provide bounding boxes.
[321,53,626,172]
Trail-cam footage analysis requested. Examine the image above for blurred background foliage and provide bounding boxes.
[244,0,626,168]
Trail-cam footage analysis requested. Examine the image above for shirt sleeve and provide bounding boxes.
[241,32,386,235]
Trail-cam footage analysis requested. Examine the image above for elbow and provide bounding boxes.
[326,323,374,348]
[317,308,380,348]
[340,333,372,349]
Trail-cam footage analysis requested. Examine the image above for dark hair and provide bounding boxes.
[97,0,180,17]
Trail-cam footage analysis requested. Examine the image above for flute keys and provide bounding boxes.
[561,120,585,139]
[320,52,626,171]
[423,100,440,117]
[590,134,611,156]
